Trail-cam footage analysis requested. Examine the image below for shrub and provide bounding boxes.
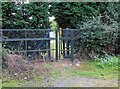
[94,54,118,69]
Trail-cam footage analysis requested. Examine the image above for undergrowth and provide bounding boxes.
[2,56,119,87]
[94,54,118,69]
[68,55,119,79]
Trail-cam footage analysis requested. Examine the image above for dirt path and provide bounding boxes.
[51,76,118,87]
[21,73,118,87]
[3,58,118,87]
[20,60,118,87]
[46,60,118,87]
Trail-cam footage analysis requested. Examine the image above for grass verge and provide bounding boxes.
[2,56,119,87]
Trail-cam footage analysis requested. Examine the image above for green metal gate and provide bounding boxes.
[57,29,77,62]
[1,28,78,62]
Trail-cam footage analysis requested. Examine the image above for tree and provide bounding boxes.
[49,2,98,29]
[2,2,49,29]
[50,2,119,58]
[2,2,49,55]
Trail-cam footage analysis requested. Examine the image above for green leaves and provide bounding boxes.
[50,2,98,28]
[94,55,118,69]
[2,2,119,56]
[50,20,58,31]
[2,2,50,56]
[2,2,49,29]
[49,2,119,55]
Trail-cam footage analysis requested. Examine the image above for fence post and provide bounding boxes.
[48,29,51,59]
[25,30,27,58]
[0,29,2,74]
[60,28,63,55]
[59,28,60,59]
[1,29,3,56]
[63,30,65,57]
[55,29,58,61]
[66,30,69,56]
[71,30,74,62]
[1,29,3,45]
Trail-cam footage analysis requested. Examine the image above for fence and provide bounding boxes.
[59,29,79,62]
[1,29,79,62]
[1,29,56,61]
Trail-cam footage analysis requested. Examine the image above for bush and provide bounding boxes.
[94,54,118,69]
[2,2,49,57]
[74,2,119,56]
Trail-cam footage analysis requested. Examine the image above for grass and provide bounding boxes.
[68,63,118,79]
[2,56,119,87]
[0,80,2,89]
[3,80,21,87]
[43,56,119,79]
[68,56,119,79]
[2,74,21,87]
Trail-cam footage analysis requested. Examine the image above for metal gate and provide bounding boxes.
[1,29,57,61]
[1,28,78,62]
[58,28,78,62]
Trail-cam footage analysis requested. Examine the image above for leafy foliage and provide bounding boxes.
[50,2,98,28]
[77,15,118,55]
[2,2,119,59]
[116,32,120,54]
[2,2,49,29]
[77,2,119,55]
[50,2,119,56]
[49,20,58,31]
[2,2,49,56]
[94,55,118,69]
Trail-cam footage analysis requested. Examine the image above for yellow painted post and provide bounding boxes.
[60,28,62,38]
